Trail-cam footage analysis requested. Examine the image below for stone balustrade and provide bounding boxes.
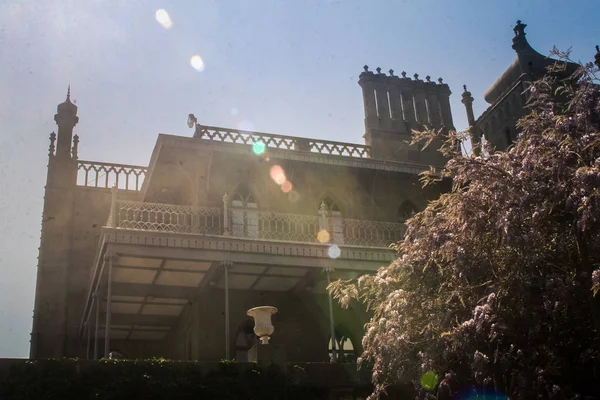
[108,199,404,249]
[77,161,147,191]
[193,125,371,159]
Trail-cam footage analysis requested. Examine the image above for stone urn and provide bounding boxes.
[247,306,278,344]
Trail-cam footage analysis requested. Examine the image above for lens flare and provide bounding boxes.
[155,9,173,29]
[281,181,293,193]
[270,165,286,185]
[420,371,439,391]
[190,55,205,71]
[230,108,239,116]
[317,229,330,243]
[252,141,266,155]
[288,190,300,203]
[327,244,341,259]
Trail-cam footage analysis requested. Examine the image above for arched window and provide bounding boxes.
[234,319,257,362]
[320,196,344,244]
[328,334,357,363]
[231,186,258,238]
[398,200,418,223]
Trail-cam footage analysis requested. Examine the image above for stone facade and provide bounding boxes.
[30,66,454,362]
[463,21,581,152]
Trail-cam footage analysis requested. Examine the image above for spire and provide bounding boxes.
[461,85,473,103]
[54,87,79,159]
[595,45,600,69]
[56,85,77,116]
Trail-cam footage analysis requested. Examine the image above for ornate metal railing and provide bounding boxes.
[340,218,406,247]
[194,125,371,158]
[107,199,404,248]
[230,210,321,242]
[110,200,221,234]
[77,161,147,191]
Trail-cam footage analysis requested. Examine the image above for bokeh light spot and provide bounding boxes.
[230,108,239,116]
[252,141,266,155]
[155,9,173,29]
[190,55,205,71]
[288,190,300,203]
[270,165,286,185]
[317,229,330,243]
[420,371,439,391]
[281,181,293,193]
[328,244,341,259]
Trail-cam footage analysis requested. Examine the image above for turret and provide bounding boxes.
[31,87,80,358]
[358,65,454,165]
[54,86,79,159]
[461,85,481,155]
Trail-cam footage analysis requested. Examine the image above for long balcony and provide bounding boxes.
[107,199,405,249]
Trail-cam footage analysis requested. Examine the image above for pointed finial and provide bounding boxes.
[425,75,431,83]
[363,65,369,72]
[376,67,382,74]
[462,84,473,101]
[438,77,443,84]
[401,71,407,78]
[513,20,526,36]
[72,134,79,159]
[49,132,56,157]
[66,85,71,101]
[389,69,394,76]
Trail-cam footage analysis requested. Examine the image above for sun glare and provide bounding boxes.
[190,55,205,71]
[317,229,330,243]
[327,244,341,259]
[155,9,172,29]
[270,165,286,185]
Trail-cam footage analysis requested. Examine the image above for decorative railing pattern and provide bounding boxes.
[108,198,404,249]
[194,125,371,158]
[111,200,221,235]
[340,218,406,247]
[230,210,321,242]
[77,161,147,191]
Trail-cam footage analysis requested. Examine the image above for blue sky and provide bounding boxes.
[0,0,598,358]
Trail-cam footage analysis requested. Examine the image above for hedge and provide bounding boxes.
[0,358,347,400]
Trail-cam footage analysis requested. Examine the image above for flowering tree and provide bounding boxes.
[330,53,600,399]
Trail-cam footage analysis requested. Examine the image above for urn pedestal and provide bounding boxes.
[247,306,284,363]
[247,343,286,363]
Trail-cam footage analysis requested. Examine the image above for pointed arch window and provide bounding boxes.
[231,186,258,238]
[320,196,344,244]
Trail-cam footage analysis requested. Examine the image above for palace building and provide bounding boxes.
[30,63,454,361]
[32,20,593,363]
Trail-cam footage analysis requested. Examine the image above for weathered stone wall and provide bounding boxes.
[35,140,448,361]
[146,147,447,220]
